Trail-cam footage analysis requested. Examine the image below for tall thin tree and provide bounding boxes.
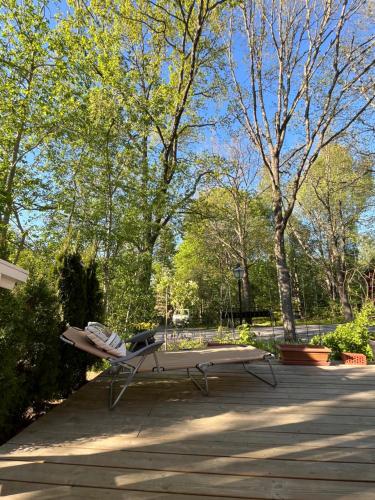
[229,0,375,338]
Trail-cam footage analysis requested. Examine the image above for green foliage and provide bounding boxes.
[171,188,275,323]
[212,329,242,345]
[296,145,373,319]
[310,305,374,360]
[213,325,281,355]
[355,301,375,327]
[236,323,256,344]
[166,338,206,351]
[251,338,282,356]
[171,280,199,311]
[127,322,158,335]
[56,252,87,328]
[56,251,103,392]
[0,275,60,442]
[86,259,104,325]
[0,0,68,259]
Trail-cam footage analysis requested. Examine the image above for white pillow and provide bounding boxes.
[85,322,126,357]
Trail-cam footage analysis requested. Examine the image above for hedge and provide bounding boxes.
[0,252,103,444]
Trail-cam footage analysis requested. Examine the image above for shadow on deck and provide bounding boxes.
[1,363,375,498]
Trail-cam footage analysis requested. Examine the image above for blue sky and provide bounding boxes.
[13,0,375,241]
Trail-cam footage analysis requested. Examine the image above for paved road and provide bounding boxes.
[155,324,375,344]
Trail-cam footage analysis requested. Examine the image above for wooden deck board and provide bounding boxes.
[0,481,223,499]
[2,446,375,481]
[1,363,375,498]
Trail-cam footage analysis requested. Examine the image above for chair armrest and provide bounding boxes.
[111,340,163,365]
[127,329,157,345]
[60,333,74,346]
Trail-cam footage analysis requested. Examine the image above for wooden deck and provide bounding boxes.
[1,363,375,498]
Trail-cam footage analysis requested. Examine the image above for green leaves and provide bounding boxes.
[311,304,374,361]
[0,0,69,258]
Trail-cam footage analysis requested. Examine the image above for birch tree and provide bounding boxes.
[0,0,63,260]
[229,0,375,337]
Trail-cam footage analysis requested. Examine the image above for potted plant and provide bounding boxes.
[310,303,374,364]
[278,342,331,365]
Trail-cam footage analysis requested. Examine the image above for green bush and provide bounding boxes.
[0,253,106,443]
[310,304,374,361]
[86,259,104,325]
[56,251,104,394]
[0,277,61,442]
[236,323,256,344]
[212,329,241,345]
[127,321,158,334]
[355,301,375,328]
[166,338,206,351]
[251,338,282,356]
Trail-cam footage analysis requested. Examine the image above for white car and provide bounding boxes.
[172,309,190,327]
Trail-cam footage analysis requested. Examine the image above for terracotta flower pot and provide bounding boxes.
[341,352,367,365]
[278,344,331,366]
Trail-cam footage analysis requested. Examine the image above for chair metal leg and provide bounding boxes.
[153,352,161,373]
[187,357,277,395]
[187,366,210,395]
[242,356,277,387]
[109,356,146,409]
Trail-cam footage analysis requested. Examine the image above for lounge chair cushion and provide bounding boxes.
[85,322,126,357]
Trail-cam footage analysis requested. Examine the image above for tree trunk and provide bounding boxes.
[0,125,24,260]
[331,230,353,321]
[273,195,296,339]
[336,266,353,321]
[327,270,337,301]
[241,260,251,311]
[269,157,296,339]
[137,248,155,319]
[275,231,296,339]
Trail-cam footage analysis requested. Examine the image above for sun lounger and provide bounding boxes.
[61,327,277,409]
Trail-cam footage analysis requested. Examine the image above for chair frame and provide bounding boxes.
[186,354,277,396]
[61,327,277,409]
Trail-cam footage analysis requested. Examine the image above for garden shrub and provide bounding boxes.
[310,303,374,361]
[56,251,103,395]
[0,277,61,443]
[236,323,256,344]
[56,252,88,329]
[0,290,24,441]
[251,338,282,356]
[127,321,158,334]
[166,338,206,351]
[355,301,375,328]
[212,330,242,345]
[0,253,105,443]
[86,259,104,325]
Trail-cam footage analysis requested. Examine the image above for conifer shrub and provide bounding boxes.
[56,251,104,395]
[0,252,104,443]
[0,277,60,443]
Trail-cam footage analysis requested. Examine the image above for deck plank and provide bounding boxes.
[2,446,375,481]
[0,481,222,499]
[1,363,375,498]
[3,440,375,464]
[1,460,375,499]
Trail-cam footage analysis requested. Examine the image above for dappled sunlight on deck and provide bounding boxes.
[1,364,375,498]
